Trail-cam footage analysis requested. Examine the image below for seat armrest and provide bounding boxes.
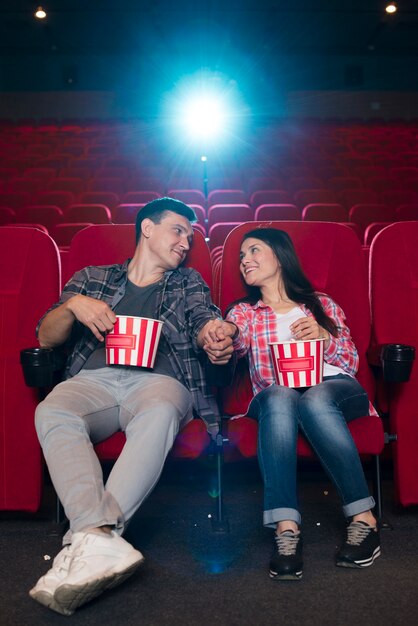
[368,343,415,383]
[20,347,66,388]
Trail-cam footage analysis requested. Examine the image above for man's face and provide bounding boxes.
[144,210,194,270]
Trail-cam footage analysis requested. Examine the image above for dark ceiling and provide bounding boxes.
[1,1,418,57]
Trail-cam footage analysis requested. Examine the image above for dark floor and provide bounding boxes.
[1,458,418,626]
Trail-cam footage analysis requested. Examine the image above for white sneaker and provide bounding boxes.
[54,531,144,613]
[29,544,75,616]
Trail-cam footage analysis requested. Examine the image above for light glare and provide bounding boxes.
[35,6,47,19]
[385,4,397,14]
[182,96,226,141]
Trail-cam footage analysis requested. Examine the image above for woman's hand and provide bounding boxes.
[198,320,237,365]
[290,317,329,344]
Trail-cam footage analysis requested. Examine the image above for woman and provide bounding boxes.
[224,228,380,580]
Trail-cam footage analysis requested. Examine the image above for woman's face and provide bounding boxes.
[239,237,281,288]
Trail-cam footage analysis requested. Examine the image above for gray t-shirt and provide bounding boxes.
[83,279,175,377]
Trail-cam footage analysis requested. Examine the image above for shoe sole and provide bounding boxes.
[336,546,381,568]
[269,570,303,581]
[29,589,74,616]
[54,553,144,613]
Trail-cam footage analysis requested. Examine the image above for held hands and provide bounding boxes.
[67,294,117,342]
[290,317,329,345]
[199,319,237,365]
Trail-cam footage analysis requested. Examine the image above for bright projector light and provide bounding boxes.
[182,96,227,141]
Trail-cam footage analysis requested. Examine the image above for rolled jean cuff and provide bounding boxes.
[343,496,376,519]
[263,507,301,528]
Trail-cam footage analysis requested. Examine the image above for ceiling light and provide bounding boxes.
[385,3,397,14]
[35,6,47,19]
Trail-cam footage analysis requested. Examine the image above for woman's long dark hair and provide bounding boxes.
[230,228,338,337]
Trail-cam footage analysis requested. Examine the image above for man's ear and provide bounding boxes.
[141,218,154,239]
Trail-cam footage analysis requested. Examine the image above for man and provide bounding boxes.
[30,198,235,616]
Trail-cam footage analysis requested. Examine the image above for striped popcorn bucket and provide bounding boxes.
[269,338,325,388]
[105,315,164,368]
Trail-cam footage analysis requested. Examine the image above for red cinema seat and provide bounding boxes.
[369,222,418,505]
[207,204,253,230]
[395,204,418,221]
[208,189,248,207]
[167,189,206,207]
[338,188,378,210]
[35,191,75,210]
[112,204,146,224]
[49,222,94,248]
[0,207,16,225]
[65,224,214,461]
[302,203,348,222]
[208,222,241,250]
[254,204,301,221]
[219,221,384,513]
[64,203,112,224]
[349,204,395,235]
[0,228,60,511]
[120,191,161,205]
[18,206,64,230]
[363,222,392,247]
[250,190,293,209]
[0,191,31,209]
[67,224,213,295]
[78,192,119,211]
[294,189,338,209]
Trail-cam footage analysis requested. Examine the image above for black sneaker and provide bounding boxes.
[336,521,381,568]
[269,530,303,580]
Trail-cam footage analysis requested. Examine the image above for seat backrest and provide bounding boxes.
[363,222,392,247]
[294,188,338,209]
[112,203,146,224]
[207,204,253,229]
[18,206,64,229]
[254,204,301,221]
[250,190,293,209]
[338,188,378,210]
[0,207,16,225]
[66,224,213,293]
[208,222,241,250]
[64,203,112,224]
[395,204,418,220]
[208,189,248,207]
[78,191,120,210]
[349,203,395,232]
[302,203,348,222]
[369,221,418,505]
[167,189,206,207]
[370,221,418,348]
[219,221,374,404]
[0,228,60,511]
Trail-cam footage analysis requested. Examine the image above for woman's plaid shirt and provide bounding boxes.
[226,294,377,416]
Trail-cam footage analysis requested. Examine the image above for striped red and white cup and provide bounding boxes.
[269,338,325,388]
[105,315,164,368]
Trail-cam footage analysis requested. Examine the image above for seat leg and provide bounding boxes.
[372,454,393,530]
[210,433,229,533]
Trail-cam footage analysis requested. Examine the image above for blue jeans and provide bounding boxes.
[247,375,375,528]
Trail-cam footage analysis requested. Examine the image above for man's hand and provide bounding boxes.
[198,320,237,365]
[66,294,117,342]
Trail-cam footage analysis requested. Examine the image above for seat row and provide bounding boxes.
[1,221,417,520]
[1,201,417,248]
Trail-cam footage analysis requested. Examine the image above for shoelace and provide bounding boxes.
[53,547,73,574]
[274,531,300,556]
[346,522,374,546]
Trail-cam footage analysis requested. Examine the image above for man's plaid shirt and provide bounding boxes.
[37,261,222,433]
[226,294,378,416]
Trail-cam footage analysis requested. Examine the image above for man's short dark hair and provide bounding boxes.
[135,197,197,243]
